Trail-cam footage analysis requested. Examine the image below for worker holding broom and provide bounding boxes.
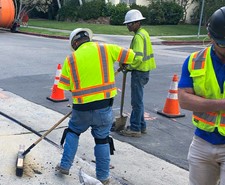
[178,7,225,185]
[120,9,156,137]
[56,28,135,184]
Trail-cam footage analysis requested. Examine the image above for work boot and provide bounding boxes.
[141,128,147,134]
[119,128,141,137]
[55,164,69,175]
[126,126,147,134]
[100,178,110,185]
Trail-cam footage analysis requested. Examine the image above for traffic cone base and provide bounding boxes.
[157,74,185,118]
[157,110,185,118]
[46,97,69,102]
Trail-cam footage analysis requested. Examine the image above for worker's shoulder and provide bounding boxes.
[136,29,149,38]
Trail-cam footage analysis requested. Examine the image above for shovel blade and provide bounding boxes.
[113,116,128,132]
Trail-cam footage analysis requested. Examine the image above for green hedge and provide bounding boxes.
[78,0,105,20]
[148,1,183,25]
[110,3,129,25]
[57,1,183,25]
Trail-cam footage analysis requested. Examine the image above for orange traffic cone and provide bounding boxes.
[157,74,185,118]
[47,64,69,102]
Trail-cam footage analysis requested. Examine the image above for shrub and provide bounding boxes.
[110,3,129,25]
[102,2,114,17]
[58,0,79,21]
[148,1,165,25]
[148,1,183,25]
[162,1,183,25]
[78,0,105,20]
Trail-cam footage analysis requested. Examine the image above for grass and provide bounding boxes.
[19,19,209,41]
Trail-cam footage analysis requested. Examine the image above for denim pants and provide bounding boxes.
[188,136,225,185]
[60,106,113,181]
[130,70,149,132]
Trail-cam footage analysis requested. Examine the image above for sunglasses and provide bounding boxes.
[216,42,225,48]
[126,22,135,27]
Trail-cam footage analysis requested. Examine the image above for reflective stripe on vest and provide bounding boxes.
[220,113,225,127]
[59,74,70,86]
[117,47,131,65]
[191,48,216,126]
[137,32,154,62]
[68,43,115,103]
[193,112,217,126]
[191,48,207,70]
[190,47,225,135]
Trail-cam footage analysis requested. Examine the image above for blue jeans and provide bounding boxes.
[130,70,149,132]
[60,106,113,181]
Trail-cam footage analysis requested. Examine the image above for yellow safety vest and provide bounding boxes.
[188,46,225,136]
[129,28,156,71]
[58,42,135,104]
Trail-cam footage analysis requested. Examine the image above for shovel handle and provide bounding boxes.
[120,70,127,117]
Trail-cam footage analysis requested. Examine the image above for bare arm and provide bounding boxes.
[178,88,225,112]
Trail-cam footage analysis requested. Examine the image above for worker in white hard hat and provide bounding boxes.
[55,28,135,184]
[120,9,156,137]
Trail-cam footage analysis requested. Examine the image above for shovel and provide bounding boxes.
[113,69,128,132]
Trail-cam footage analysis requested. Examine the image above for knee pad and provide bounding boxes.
[60,128,80,147]
[94,136,115,155]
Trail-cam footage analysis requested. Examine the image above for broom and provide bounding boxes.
[16,111,72,177]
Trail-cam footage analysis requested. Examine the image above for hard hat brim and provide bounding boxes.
[123,17,146,24]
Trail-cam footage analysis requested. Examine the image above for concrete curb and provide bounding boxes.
[162,40,211,45]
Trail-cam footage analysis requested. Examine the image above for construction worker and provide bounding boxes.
[55,28,135,184]
[178,7,225,185]
[120,9,156,137]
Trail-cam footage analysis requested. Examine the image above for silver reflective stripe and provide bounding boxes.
[138,32,154,62]
[117,48,129,64]
[192,49,206,69]
[105,91,110,98]
[69,55,80,89]
[99,44,109,83]
[72,84,115,96]
[221,116,225,124]
[194,112,217,123]
[135,52,143,56]
[59,76,70,85]
[77,98,82,103]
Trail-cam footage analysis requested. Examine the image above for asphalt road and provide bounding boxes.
[0,29,206,171]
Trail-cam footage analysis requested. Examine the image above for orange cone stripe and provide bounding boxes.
[47,64,68,102]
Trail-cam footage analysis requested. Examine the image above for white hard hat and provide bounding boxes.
[69,28,93,51]
[123,9,146,24]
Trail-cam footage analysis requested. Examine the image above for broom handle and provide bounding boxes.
[22,111,72,156]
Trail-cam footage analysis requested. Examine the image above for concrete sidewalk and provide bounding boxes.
[0,88,189,185]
